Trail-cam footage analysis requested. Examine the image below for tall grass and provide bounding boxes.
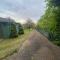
[0,29,32,60]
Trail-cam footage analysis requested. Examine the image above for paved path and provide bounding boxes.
[5,30,60,60]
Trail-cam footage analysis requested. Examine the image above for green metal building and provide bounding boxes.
[0,17,16,38]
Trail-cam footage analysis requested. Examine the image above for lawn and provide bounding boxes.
[0,29,32,60]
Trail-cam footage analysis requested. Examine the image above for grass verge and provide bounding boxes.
[0,29,32,60]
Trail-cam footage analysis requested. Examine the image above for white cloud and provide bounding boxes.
[0,0,46,23]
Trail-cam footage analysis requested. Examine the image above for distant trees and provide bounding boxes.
[37,0,60,41]
[23,18,35,29]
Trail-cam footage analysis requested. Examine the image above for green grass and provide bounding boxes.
[0,29,32,60]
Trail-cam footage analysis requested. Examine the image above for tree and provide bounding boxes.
[37,0,60,40]
[23,18,35,29]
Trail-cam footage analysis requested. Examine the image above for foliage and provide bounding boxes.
[9,23,24,38]
[18,24,24,34]
[37,0,60,41]
[23,19,35,29]
[9,23,18,38]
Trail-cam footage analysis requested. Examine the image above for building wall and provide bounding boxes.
[0,23,3,38]
[3,23,10,38]
[0,22,10,38]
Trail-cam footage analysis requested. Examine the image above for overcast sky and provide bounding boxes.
[0,0,46,23]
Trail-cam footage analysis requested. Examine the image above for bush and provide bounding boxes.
[10,23,18,38]
[18,26,24,35]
